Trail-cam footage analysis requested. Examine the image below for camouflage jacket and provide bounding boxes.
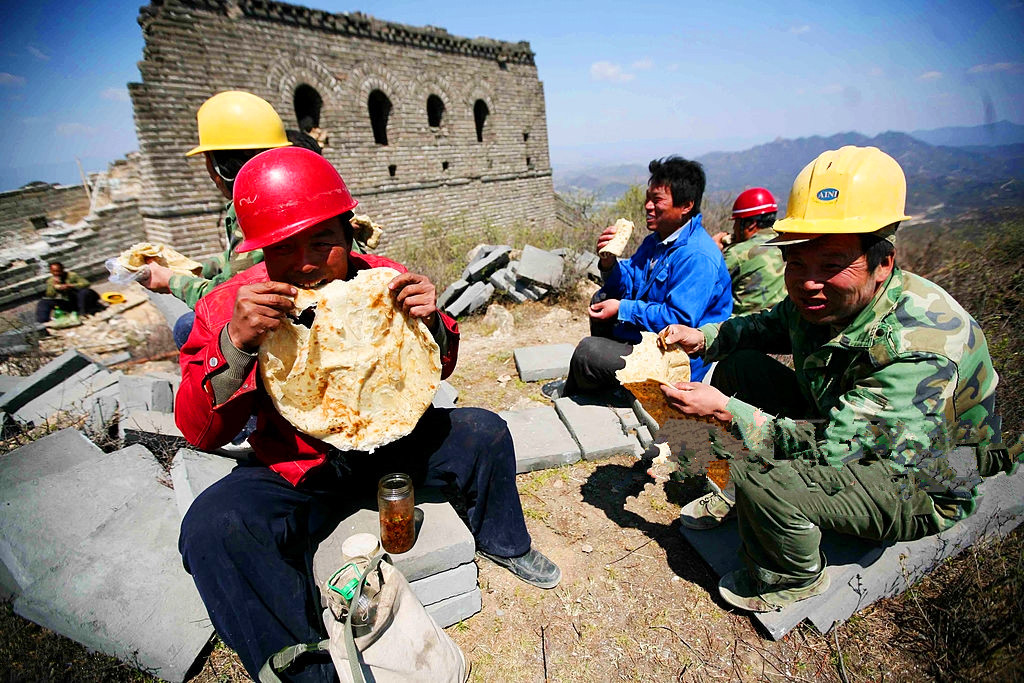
[44,271,89,303]
[169,203,264,309]
[700,267,1008,519]
[722,230,786,315]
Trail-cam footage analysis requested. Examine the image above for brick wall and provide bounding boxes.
[0,184,92,252]
[130,0,556,259]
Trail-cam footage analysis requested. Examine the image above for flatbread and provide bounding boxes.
[599,218,634,258]
[116,242,204,276]
[351,214,384,249]
[259,267,441,452]
[616,332,691,423]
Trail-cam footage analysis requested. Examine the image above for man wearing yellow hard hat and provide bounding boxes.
[656,146,1015,611]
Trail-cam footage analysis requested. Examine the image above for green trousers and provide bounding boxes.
[712,351,948,585]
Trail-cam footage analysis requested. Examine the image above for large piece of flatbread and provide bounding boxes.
[259,268,441,452]
[615,331,691,424]
[599,218,634,258]
[116,242,204,276]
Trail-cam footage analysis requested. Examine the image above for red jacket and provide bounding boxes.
[175,255,460,486]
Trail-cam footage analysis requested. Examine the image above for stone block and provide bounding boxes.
[500,406,581,473]
[15,367,121,426]
[0,444,164,598]
[425,588,482,628]
[169,448,238,520]
[636,425,654,448]
[574,250,602,282]
[409,561,478,606]
[613,406,641,432]
[0,428,104,493]
[464,246,511,283]
[445,281,488,317]
[488,266,517,293]
[88,392,122,435]
[120,410,189,453]
[432,380,459,409]
[516,244,564,289]
[0,374,25,396]
[0,349,96,415]
[504,288,528,304]
[119,374,175,414]
[512,343,575,382]
[313,493,475,586]
[515,280,550,301]
[437,278,469,310]
[466,283,495,315]
[14,484,213,683]
[553,396,638,461]
[101,351,133,367]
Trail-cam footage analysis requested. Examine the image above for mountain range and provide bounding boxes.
[554,121,1024,216]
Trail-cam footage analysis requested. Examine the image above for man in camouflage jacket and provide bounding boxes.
[714,187,786,315]
[658,146,1017,612]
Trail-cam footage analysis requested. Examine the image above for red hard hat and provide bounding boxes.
[732,187,778,220]
[233,147,358,252]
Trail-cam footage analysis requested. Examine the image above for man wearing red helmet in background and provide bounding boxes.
[712,187,787,315]
[175,147,560,682]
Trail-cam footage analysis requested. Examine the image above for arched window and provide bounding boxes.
[368,90,392,145]
[294,84,323,132]
[426,94,445,128]
[473,100,489,143]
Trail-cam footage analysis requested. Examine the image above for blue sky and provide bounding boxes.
[1,0,1022,190]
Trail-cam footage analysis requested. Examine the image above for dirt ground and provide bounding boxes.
[2,289,1019,682]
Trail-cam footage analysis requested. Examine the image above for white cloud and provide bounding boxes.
[27,45,50,61]
[631,58,653,71]
[0,72,26,87]
[789,25,811,34]
[57,122,98,136]
[820,84,843,94]
[101,87,130,102]
[591,61,634,83]
[919,71,943,81]
[968,62,1024,74]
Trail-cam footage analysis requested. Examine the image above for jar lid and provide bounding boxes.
[342,533,380,560]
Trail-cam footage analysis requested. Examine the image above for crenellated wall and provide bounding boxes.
[129,0,556,259]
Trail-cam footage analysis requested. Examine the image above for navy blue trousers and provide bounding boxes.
[179,407,529,682]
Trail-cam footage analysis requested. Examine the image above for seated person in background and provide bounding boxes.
[659,146,1016,612]
[547,156,731,398]
[35,261,100,323]
[712,187,787,316]
[175,147,560,681]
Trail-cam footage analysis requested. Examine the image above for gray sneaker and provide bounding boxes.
[679,491,736,530]
[477,547,561,589]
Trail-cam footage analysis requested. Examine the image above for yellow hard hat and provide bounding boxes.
[100,291,126,305]
[185,91,291,157]
[771,146,912,241]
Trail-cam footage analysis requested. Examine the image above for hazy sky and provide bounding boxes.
[1,0,1022,190]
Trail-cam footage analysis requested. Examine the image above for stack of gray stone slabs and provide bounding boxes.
[14,474,213,682]
[500,406,581,473]
[512,343,575,382]
[553,395,641,461]
[517,244,564,289]
[169,449,480,629]
[678,465,1024,640]
[465,246,511,282]
[0,429,106,598]
[314,503,480,628]
[0,349,95,416]
[120,410,189,452]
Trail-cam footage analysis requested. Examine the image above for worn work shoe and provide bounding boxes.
[718,568,830,612]
[679,491,736,530]
[477,547,562,589]
[541,379,566,401]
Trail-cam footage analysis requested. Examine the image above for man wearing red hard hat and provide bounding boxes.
[174,147,560,681]
[711,187,786,316]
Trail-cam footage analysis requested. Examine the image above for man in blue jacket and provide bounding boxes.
[551,156,732,397]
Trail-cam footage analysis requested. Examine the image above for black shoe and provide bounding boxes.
[541,379,566,401]
[477,547,561,589]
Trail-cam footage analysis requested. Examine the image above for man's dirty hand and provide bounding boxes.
[227,281,297,352]
[589,298,620,320]
[661,382,732,423]
[142,261,173,293]
[389,272,438,327]
[658,324,705,356]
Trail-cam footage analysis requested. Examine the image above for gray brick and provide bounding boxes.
[0,375,26,396]
[516,244,564,289]
[0,428,104,493]
[409,561,478,606]
[445,281,488,317]
[553,396,637,461]
[0,444,164,598]
[437,278,469,310]
[425,588,482,629]
[500,406,581,473]
[169,448,238,521]
[119,374,175,414]
[313,492,475,585]
[15,367,121,426]
[464,246,511,283]
[13,482,213,682]
[120,410,189,453]
[432,380,459,409]
[0,349,96,415]
[512,343,575,382]
[465,283,495,315]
